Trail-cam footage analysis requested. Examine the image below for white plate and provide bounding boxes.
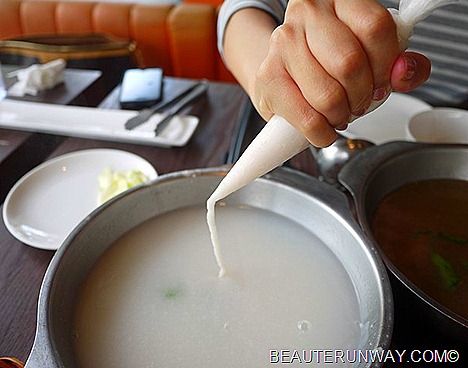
[0,100,199,147]
[2,149,157,250]
[342,93,432,144]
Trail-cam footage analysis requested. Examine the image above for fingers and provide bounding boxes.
[335,0,399,100]
[391,52,431,92]
[270,80,338,147]
[284,0,400,117]
[254,46,338,147]
[277,23,351,128]
[288,0,374,116]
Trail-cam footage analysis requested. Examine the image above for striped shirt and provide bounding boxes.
[217,0,468,107]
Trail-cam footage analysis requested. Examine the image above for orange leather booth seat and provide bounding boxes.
[0,0,236,82]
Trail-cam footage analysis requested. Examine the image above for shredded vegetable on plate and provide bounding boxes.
[97,167,148,205]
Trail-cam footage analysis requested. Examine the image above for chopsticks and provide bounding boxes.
[124,80,208,134]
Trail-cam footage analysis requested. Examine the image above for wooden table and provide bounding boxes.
[0,77,255,363]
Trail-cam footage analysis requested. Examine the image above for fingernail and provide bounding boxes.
[336,123,348,131]
[352,108,367,117]
[403,55,416,81]
[372,87,388,101]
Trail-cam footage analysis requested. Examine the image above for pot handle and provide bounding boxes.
[0,357,24,368]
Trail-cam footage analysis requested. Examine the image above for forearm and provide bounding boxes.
[223,8,277,97]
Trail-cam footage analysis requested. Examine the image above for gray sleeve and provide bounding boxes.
[217,0,287,60]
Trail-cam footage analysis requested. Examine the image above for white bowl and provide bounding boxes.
[407,108,468,144]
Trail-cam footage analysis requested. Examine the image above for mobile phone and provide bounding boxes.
[119,68,163,109]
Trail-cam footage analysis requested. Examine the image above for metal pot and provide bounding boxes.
[339,141,468,350]
[24,167,392,367]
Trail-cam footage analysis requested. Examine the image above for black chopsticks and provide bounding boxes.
[124,80,208,133]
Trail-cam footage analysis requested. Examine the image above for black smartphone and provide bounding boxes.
[119,68,163,109]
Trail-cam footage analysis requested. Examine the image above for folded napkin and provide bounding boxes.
[7,58,66,97]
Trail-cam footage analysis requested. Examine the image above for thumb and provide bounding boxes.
[390,52,431,93]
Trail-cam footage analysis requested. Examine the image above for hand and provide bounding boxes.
[250,0,431,147]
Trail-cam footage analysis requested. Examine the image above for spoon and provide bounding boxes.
[309,135,374,187]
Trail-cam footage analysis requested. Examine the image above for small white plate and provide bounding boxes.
[342,93,432,144]
[2,149,157,250]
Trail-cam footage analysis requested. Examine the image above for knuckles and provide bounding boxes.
[312,82,350,124]
[286,0,315,20]
[269,23,296,50]
[356,6,397,45]
[332,48,368,82]
[300,112,337,148]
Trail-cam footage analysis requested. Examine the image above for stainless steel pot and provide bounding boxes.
[24,167,392,367]
[339,141,468,350]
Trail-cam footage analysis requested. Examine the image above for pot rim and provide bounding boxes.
[28,166,394,368]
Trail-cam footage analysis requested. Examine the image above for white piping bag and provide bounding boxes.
[207,0,458,277]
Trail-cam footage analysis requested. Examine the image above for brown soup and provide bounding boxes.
[372,179,468,319]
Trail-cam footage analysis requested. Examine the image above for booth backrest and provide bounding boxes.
[0,0,236,82]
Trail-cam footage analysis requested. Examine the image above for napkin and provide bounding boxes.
[7,58,66,97]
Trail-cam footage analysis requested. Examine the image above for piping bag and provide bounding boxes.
[207,0,457,277]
